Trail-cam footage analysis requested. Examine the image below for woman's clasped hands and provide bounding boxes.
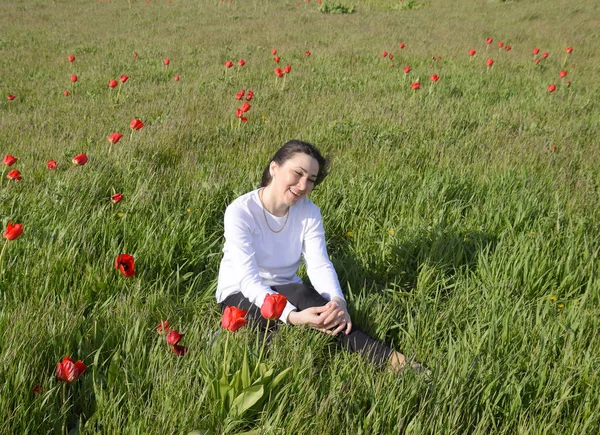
[287,298,352,336]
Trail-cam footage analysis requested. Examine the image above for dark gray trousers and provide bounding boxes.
[220,283,393,367]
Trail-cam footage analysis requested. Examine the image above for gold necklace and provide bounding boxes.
[259,188,289,233]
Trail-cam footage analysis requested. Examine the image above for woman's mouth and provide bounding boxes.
[289,188,302,197]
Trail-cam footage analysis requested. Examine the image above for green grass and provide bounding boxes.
[1,0,599,433]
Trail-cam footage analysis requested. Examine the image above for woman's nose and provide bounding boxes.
[297,178,307,191]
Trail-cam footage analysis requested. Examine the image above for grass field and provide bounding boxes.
[1,0,600,433]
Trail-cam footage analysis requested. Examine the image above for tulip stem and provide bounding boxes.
[222,331,230,375]
[0,239,8,267]
[253,318,270,377]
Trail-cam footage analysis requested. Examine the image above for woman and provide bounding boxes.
[216,140,427,373]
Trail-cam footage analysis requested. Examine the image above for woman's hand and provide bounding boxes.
[287,305,332,329]
[319,298,352,336]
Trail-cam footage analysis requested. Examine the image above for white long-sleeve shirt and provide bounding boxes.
[216,189,345,323]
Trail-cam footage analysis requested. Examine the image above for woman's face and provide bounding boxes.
[270,152,320,207]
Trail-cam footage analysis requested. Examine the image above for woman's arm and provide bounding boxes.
[224,203,297,323]
[302,205,352,334]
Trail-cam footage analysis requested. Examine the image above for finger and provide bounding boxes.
[322,309,343,326]
[309,305,332,315]
[330,322,346,336]
[345,321,352,335]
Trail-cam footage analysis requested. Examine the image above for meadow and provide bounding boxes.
[1,0,600,433]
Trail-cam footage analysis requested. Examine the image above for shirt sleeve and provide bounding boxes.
[302,205,346,302]
[223,202,297,323]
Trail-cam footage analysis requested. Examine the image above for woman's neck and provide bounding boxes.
[260,185,289,217]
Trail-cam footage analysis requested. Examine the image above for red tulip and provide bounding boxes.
[108,133,123,144]
[565,47,573,53]
[246,91,254,101]
[235,89,245,100]
[241,117,248,123]
[70,75,78,83]
[566,81,571,87]
[498,41,504,48]
[166,330,184,345]
[389,53,394,60]
[3,155,17,166]
[403,65,411,74]
[236,108,243,118]
[63,90,69,96]
[47,160,57,170]
[430,74,439,82]
[542,52,549,58]
[7,94,16,101]
[56,357,86,383]
[111,193,123,204]
[130,119,144,130]
[271,48,277,55]
[535,59,541,64]
[284,65,291,74]
[486,59,494,67]
[411,81,421,90]
[115,253,135,277]
[133,52,139,59]
[399,42,405,49]
[108,80,118,88]
[174,75,180,81]
[224,60,233,68]
[548,84,556,93]
[240,102,251,113]
[532,48,540,55]
[382,51,388,57]
[120,75,129,83]
[505,45,511,51]
[559,70,567,78]
[72,154,88,166]
[260,294,287,320]
[7,169,22,180]
[68,55,75,62]
[274,56,280,63]
[305,50,311,56]
[274,67,283,77]
[156,321,170,334]
[221,306,248,332]
[3,222,23,241]
[171,344,187,356]
[164,58,170,66]
[238,59,245,66]
[469,49,476,56]
[486,38,493,44]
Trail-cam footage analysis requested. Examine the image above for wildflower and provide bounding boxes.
[47,160,57,170]
[110,193,123,204]
[7,170,22,180]
[72,154,88,166]
[156,321,170,334]
[166,330,184,345]
[70,75,78,83]
[224,60,233,68]
[115,254,135,277]
[56,357,86,383]
[261,294,287,320]
[3,222,23,241]
[130,119,144,130]
[108,133,123,144]
[68,55,75,62]
[3,155,17,166]
[222,306,248,332]
[548,84,556,93]
[549,295,557,302]
[108,80,118,88]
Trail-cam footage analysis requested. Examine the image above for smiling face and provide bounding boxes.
[269,152,320,207]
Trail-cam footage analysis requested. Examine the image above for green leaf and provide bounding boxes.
[107,350,121,386]
[269,367,292,390]
[219,373,230,402]
[230,384,265,417]
[241,351,251,389]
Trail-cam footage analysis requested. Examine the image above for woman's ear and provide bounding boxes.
[269,161,277,177]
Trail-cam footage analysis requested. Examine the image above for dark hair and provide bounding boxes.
[260,140,329,188]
